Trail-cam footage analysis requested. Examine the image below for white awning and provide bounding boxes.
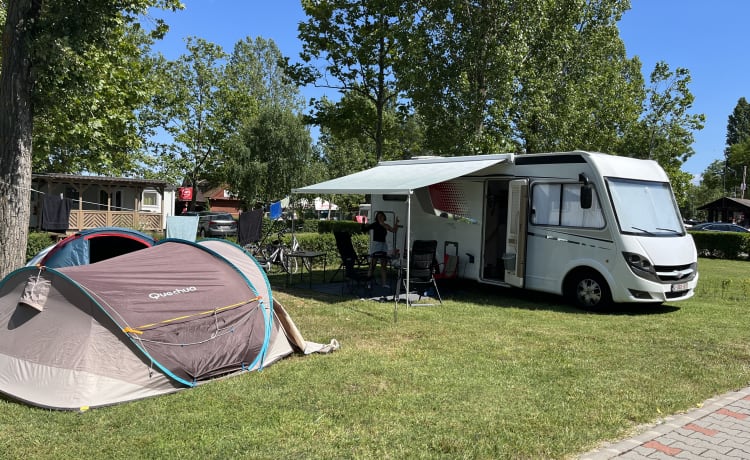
[293,154,510,195]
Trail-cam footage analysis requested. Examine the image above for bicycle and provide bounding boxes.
[259,229,299,274]
[243,222,309,274]
[243,220,282,264]
[289,232,312,272]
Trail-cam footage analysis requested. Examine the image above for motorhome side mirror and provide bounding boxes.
[580,185,592,209]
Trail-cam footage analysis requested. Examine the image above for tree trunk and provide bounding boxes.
[0,0,41,278]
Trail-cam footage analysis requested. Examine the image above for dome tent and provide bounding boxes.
[0,239,337,410]
[27,227,155,268]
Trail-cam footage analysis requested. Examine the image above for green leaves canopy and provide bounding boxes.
[26,1,182,175]
[293,0,406,163]
[399,0,645,155]
[226,106,317,206]
[0,0,182,278]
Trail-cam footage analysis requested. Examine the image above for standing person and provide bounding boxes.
[364,211,399,288]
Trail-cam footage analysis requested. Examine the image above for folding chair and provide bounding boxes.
[395,240,442,306]
[332,231,371,295]
[331,230,369,282]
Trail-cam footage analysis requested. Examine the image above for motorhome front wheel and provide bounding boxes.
[568,270,611,310]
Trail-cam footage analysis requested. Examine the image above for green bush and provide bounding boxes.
[277,231,370,268]
[26,231,55,262]
[689,230,750,260]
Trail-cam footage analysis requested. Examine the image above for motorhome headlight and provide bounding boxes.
[622,252,659,282]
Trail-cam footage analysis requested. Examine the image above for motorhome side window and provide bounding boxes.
[531,183,605,228]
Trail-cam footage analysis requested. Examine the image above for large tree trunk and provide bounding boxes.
[0,0,41,278]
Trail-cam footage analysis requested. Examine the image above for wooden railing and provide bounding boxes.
[68,210,163,232]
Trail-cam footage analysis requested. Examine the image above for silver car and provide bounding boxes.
[184,211,238,237]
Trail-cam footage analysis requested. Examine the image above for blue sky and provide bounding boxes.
[151,0,749,178]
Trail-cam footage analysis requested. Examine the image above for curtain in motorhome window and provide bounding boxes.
[532,183,604,228]
[531,184,560,225]
[561,185,604,227]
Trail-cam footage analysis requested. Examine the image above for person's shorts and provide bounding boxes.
[371,241,388,257]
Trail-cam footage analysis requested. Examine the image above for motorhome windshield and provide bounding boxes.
[606,178,684,236]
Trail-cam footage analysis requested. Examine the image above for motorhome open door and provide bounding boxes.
[504,179,528,287]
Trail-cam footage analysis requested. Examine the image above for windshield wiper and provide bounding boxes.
[656,227,681,234]
[630,226,654,235]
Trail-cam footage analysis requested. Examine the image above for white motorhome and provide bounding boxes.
[294,151,698,309]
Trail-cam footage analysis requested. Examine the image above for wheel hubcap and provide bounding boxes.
[577,279,601,306]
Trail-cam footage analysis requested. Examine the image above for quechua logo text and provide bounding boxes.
[148,286,198,300]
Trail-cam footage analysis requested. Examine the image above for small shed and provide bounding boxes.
[31,174,175,233]
[697,197,750,227]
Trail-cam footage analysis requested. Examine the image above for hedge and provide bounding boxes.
[689,230,750,260]
[26,231,56,262]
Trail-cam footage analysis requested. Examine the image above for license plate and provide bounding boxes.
[671,282,688,292]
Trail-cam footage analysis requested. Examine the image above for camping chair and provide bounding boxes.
[434,241,459,280]
[332,231,371,296]
[331,231,369,282]
[395,239,442,306]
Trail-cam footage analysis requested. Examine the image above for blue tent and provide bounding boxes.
[27,227,155,268]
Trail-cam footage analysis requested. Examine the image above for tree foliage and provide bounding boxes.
[217,37,317,207]
[397,0,524,155]
[222,36,304,131]
[142,35,312,210]
[293,0,704,190]
[399,0,644,156]
[226,106,317,206]
[31,23,165,174]
[624,63,704,164]
[291,0,406,163]
[0,0,181,278]
[148,37,228,210]
[726,140,750,198]
[721,97,750,194]
[726,97,750,147]
[1,1,177,175]
[617,62,704,206]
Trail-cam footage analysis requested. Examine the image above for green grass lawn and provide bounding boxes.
[2,258,750,459]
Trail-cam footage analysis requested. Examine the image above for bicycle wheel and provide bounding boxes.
[259,247,273,273]
[292,237,311,271]
[282,250,299,274]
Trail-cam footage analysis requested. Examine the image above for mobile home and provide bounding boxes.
[294,151,698,309]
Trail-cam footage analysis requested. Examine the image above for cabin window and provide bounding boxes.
[143,191,158,207]
[531,183,604,228]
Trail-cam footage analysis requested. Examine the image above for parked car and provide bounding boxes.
[690,222,750,233]
[682,218,700,228]
[183,211,237,237]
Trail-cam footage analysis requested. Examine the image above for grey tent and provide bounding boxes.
[0,239,337,410]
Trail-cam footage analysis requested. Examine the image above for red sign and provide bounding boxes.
[178,187,193,201]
